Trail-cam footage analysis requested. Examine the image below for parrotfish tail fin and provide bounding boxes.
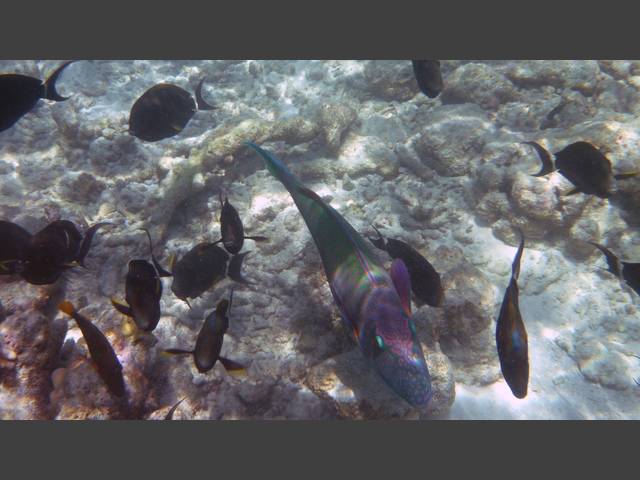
[111,298,133,317]
[588,242,623,278]
[244,235,268,242]
[228,251,253,285]
[523,141,555,177]
[219,356,247,376]
[164,397,187,420]
[195,77,215,111]
[43,60,75,101]
[390,258,412,315]
[78,222,111,268]
[511,231,525,281]
[58,300,76,317]
[614,172,639,181]
[163,348,194,357]
[367,224,387,251]
[140,228,172,277]
[246,142,378,278]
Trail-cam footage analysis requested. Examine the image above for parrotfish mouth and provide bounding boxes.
[373,350,433,408]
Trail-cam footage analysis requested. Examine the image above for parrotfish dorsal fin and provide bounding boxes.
[390,258,412,315]
[511,231,525,281]
[523,141,555,177]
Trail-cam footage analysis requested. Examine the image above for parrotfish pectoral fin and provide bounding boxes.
[111,298,133,317]
[390,258,412,315]
[219,356,247,376]
[523,141,555,177]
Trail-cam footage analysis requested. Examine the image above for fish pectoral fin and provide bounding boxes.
[163,348,194,357]
[614,172,639,180]
[562,187,581,196]
[219,356,247,376]
[244,235,268,242]
[390,258,412,315]
[111,298,132,317]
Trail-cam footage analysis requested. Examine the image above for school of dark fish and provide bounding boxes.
[0,60,638,418]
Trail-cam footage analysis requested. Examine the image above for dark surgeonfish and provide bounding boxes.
[411,60,443,99]
[215,193,268,255]
[368,226,444,307]
[247,143,432,407]
[165,291,247,375]
[111,230,169,332]
[170,243,229,305]
[128,78,215,142]
[0,219,109,284]
[523,141,638,198]
[589,242,640,297]
[0,61,75,132]
[495,232,529,399]
[163,397,187,420]
[59,300,126,397]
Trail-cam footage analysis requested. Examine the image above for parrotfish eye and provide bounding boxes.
[375,335,386,351]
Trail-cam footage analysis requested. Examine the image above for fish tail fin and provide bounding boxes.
[588,242,622,278]
[614,172,639,180]
[195,77,215,111]
[367,224,386,250]
[246,142,301,192]
[58,300,75,316]
[219,356,247,376]
[523,141,555,177]
[111,298,133,317]
[139,228,172,277]
[43,61,75,101]
[228,251,253,285]
[78,222,111,268]
[511,230,525,280]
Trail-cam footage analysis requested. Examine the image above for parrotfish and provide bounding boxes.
[495,232,529,399]
[411,60,443,99]
[165,291,246,375]
[368,225,444,307]
[59,300,126,397]
[523,141,638,198]
[0,61,75,132]
[247,143,432,407]
[215,193,268,255]
[128,78,215,142]
[589,242,640,297]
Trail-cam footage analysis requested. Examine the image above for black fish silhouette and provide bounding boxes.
[215,193,268,255]
[0,220,32,274]
[411,60,443,99]
[523,141,638,198]
[495,232,529,399]
[111,230,168,332]
[128,78,215,142]
[0,61,75,132]
[59,300,125,397]
[165,291,246,374]
[368,226,444,307]
[170,243,229,303]
[589,242,640,297]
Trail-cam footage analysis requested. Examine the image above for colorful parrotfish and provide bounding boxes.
[246,142,432,407]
